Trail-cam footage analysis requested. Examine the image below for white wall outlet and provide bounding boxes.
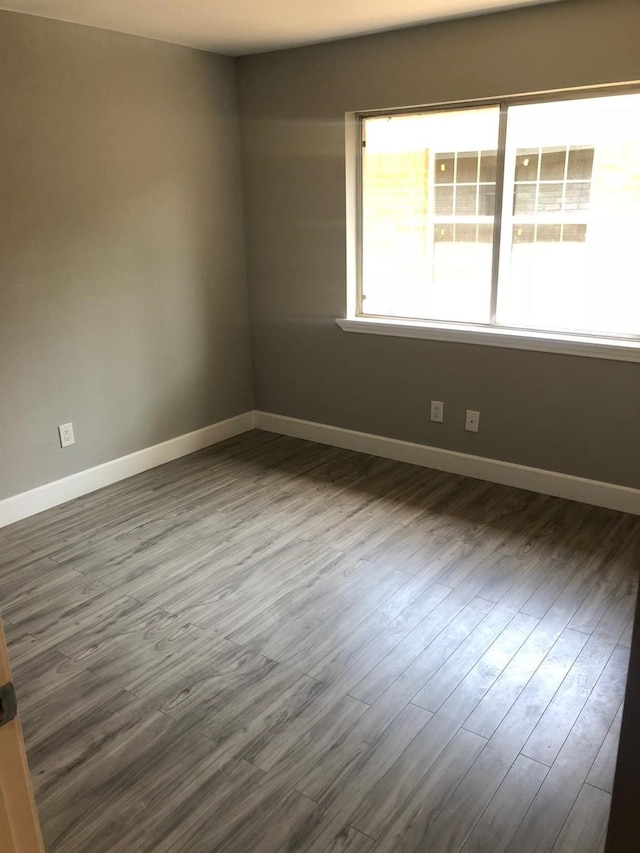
[430,400,444,423]
[465,410,480,433]
[58,422,75,448]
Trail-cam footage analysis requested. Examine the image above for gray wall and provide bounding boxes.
[237,0,640,489]
[2,0,638,503]
[0,12,253,500]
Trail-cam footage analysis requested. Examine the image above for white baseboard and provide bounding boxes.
[0,412,256,529]
[254,411,640,516]
[3,408,638,529]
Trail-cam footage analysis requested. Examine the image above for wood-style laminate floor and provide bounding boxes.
[1,430,638,853]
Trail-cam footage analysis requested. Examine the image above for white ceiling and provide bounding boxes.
[0,0,561,55]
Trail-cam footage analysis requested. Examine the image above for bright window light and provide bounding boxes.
[359,90,640,340]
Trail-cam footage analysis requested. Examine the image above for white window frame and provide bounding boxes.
[338,82,640,363]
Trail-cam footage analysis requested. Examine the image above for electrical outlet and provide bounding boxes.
[465,410,480,433]
[430,400,444,423]
[58,422,75,448]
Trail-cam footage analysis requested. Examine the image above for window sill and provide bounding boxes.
[335,317,640,363]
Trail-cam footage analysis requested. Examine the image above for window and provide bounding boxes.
[347,89,640,357]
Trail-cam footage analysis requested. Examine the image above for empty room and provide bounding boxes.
[1,0,639,851]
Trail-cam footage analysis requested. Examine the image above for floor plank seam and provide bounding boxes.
[583,779,614,796]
